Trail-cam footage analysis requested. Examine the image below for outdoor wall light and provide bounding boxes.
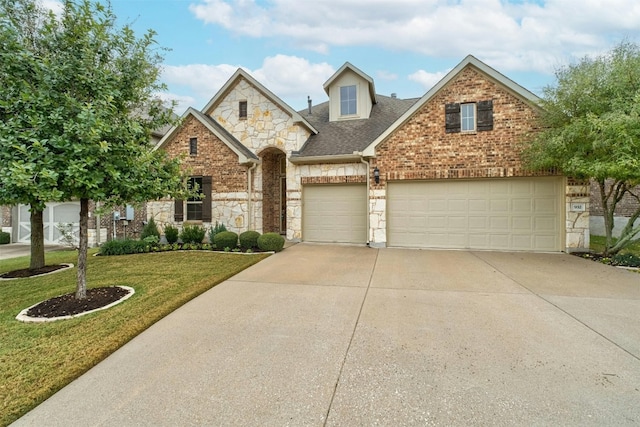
[373,167,380,184]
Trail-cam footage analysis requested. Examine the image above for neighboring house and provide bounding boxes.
[589,182,640,237]
[0,121,171,246]
[151,55,590,252]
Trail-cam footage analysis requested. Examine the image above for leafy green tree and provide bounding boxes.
[523,41,640,256]
[0,0,188,298]
[0,0,63,269]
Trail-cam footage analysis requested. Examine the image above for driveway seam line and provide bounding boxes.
[471,252,640,363]
[323,248,379,426]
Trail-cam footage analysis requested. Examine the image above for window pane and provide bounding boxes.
[189,137,197,155]
[461,103,475,131]
[340,85,357,115]
[186,203,202,221]
[188,177,203,201]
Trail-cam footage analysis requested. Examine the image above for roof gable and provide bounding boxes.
[154,107,258,164]
[362,55,541,157]
[323,62,376,103]
[202,68,317,134]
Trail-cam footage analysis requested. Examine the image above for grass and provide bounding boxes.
[0,249,269,426]
[590,235,640,256]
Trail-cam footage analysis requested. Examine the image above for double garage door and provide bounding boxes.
[301,178,563,251]
[387,177,563,251]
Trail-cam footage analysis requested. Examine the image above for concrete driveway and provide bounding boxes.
[13,244,640,426]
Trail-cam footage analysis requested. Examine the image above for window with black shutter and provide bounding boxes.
[445,100,493,132]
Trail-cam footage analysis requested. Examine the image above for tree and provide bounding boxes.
[0,0,63,270]
[0,0,188,298]
[522,41,640,256]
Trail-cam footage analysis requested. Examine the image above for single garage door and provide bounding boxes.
[303,184,367,243]
[387,177,563,251]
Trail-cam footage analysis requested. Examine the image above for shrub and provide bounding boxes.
[612,253,640,267]
[141,217,160,240]
[257,232,285,252]
[209,221,227,242]
[239,230,261,250]
[142,235,159,246]
[180,224,206,244]
[0,231,10,244]
[164,224,179,244]
[100,239,149,256]
[214,231,238,250]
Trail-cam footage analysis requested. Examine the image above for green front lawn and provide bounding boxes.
[590,235,640,256]
[0,249,269,426]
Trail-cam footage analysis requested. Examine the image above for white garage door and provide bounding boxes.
[387,177,563,251]
[17,202,80,245]
[303,184,367,244]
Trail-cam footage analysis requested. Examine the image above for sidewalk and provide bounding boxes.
[0,243,68,261]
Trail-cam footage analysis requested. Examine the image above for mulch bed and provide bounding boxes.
[26,287,130,318]
[0,264,68,279]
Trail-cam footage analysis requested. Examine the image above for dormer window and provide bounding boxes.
[340,85,357,116]
[239,100,247,119]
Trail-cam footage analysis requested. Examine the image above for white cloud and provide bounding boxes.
[188,0,640,74]
[161,56,335,112]
[39,0,63,15]
[408,69,449,91]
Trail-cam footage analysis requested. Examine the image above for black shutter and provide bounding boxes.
[174,199,184,222]
[202,176,212,222]
[445,103,461,133]
[477,100,493,131]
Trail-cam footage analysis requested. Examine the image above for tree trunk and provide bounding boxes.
[29,205,45,270]
[75,198,89,300]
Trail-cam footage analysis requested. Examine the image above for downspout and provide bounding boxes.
[359,154,371,245]
[247,162,257,231]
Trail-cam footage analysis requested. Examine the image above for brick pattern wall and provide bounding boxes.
[590,181,640,217]
[301,175,366,185]
[164,115,248,195]
[374,67,552,185]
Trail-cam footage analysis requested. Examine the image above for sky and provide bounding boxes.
[64,0,640,114]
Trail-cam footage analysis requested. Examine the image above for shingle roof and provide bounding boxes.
[294,95,418,158]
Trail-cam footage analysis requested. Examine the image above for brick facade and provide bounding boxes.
[164,115,249,194]
[374,67,546,184]
[590,181,640,217]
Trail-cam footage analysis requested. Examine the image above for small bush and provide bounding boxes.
[180,224,206,244]
[257,232,285,252]
[141,218,160,240]
[0,231,10,244]
[239,230,261,250]
[214,231,238,250]
[209,221,227,242]
[142,235,159,246]
[612,253,640,267]
[164,224,179,244]
[100,239,149,256]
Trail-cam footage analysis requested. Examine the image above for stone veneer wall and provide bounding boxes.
[290,162,367,240]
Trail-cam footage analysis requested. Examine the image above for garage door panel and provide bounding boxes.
[388,178,562,251]
[303,184,366,244]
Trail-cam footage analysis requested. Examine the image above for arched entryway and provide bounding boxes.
[261,148,286,234]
